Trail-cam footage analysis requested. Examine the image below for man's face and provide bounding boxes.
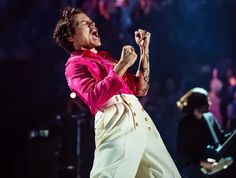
[71,13,101,50]
[200,98,210,114]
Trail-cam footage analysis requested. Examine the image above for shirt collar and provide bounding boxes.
[71,49,110,59]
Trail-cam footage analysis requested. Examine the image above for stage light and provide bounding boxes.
[70,92,76,99]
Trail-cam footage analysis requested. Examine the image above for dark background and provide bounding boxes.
[1,0,236,178]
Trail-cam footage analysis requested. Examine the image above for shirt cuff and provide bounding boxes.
[109,70,125,84]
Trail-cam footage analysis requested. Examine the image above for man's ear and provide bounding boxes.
[67,37,74,42]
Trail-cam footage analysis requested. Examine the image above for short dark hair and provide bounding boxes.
[53,6,83,52]
[177,87,209,114]
[182,92,209,114]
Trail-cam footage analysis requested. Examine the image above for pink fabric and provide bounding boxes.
[208,92,223,127]
[65,50,138,115]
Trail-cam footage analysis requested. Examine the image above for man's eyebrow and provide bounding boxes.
[80,20,87,23]
[80,19,91,23]
[74,19,91,26]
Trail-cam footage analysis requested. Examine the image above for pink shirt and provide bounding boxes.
[65,50,138,115]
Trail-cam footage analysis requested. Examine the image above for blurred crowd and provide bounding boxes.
[0,0,172,61]
[1,0,236,178]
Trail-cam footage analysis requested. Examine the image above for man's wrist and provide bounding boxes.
[140,46,149,53]
[118,60,132,68]
[114,61,129,77]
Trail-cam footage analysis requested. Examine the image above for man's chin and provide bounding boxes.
[88,42,101,49]
[95,42,101,47]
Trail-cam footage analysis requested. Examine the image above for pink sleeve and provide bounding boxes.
[66,62,124,110]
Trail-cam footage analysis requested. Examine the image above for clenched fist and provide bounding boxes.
[135,29,151,50]
[119,45,137,67]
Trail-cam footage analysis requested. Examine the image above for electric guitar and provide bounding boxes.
[200,156,233,175]
[201,128,236,175]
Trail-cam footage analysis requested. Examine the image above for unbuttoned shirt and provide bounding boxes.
[65,49,139,115]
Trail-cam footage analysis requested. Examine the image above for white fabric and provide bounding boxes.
[90,94,181,178]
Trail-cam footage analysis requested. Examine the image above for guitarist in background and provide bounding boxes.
[176,87,234,178]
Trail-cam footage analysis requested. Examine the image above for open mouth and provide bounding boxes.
[91,29,100,40]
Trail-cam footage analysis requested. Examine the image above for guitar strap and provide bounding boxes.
[204,112,236,157]
[203,112,221,147]
[201,113,235,175]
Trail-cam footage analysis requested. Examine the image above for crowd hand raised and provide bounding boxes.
[119,45,137,67]
[135,29,151,49]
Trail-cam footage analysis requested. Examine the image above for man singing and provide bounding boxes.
[53,6,181,178]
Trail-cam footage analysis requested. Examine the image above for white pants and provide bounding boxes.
[90,94,181,178]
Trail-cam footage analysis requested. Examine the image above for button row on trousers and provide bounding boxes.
[135,123,152,131]
[128,102,151,131]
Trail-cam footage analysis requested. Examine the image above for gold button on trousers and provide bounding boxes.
[90,94,181,178]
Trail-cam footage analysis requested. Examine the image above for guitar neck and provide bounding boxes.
[216,130,236,157]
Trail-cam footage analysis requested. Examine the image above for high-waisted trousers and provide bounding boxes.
[90,94,181,178]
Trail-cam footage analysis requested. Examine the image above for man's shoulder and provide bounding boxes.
[179,115,195,126]
[66,54,92,66]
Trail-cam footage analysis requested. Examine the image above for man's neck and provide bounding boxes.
[79,47,97,53]
[90,48,97,53]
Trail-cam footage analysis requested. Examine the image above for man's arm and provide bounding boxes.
[65,61,124,111]
[134,29,151,96]
[113,45,137,77]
